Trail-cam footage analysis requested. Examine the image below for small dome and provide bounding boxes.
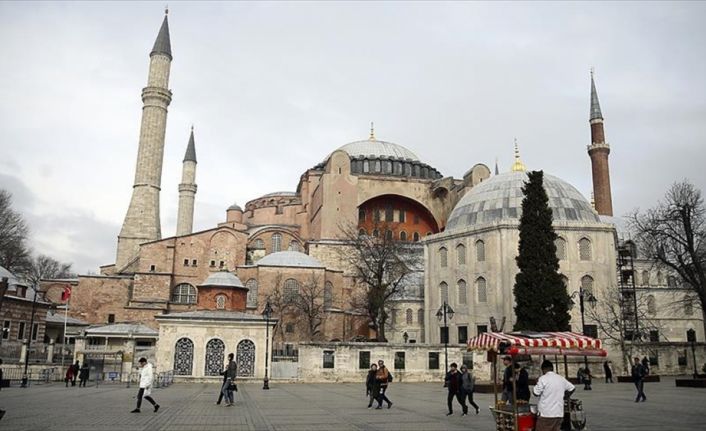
[200,271,245,288]
[256,251,324,268]
[228,202,242,211]
[335,139,420,161]
[446,171,600,231]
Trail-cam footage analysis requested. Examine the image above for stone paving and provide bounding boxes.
[0,377,705,430]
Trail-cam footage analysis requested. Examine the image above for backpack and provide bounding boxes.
[387,371,393,382]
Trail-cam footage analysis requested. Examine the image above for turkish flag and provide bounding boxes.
[61,286,72,302]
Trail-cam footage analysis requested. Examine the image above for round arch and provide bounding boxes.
[357,194,440,236]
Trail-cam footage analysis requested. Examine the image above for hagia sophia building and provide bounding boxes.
[38,12,701,379]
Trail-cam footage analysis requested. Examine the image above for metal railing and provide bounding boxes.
[1,367,56,386]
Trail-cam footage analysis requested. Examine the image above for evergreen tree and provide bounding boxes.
[513,171,571,331]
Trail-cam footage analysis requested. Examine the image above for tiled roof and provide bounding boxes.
[86,323,158,336]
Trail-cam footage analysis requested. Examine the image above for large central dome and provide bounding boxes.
[336,139,420,161]
[446,171,600,231]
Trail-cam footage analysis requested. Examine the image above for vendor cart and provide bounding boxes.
[467,331,607,431]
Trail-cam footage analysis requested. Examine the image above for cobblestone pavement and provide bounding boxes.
[0,377,704,430]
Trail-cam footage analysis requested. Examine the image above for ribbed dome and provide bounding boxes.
[336,139,420,161]
[200,271,245,288]
[446,171,600,231]
[256,251,324,268]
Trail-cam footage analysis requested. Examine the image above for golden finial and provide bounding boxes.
[511,138,526,172]
[590,66,595,78]
[191,124,194,132]
[165,5,169,15]
[369,122,375,140]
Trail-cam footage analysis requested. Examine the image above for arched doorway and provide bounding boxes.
[236,339,256,377]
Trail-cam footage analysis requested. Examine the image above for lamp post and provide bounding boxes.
[570,286,598,380]
[21,284,40,388]
[436,301,454,372]
[686,329,697,379]
[262,300,273,390]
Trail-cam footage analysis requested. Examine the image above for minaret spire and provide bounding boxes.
[511,138,526,172]
[587,70,613,216]
[369,122,375,140]
[176,127,198,236]
[116,13,174,270]
[494,157,499,175]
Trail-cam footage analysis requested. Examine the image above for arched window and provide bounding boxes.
[581,275,594,295]
[373,229,380,238]
[358,208,366,222]
[284,278,299,301]
[253,238,264,249]
[174,337,194,375]
[439,247,448,268]
[625,241,637,258]
[668,275,677,288]
[406,308,413,325]
[399,231,407,241]
[288,240,301,252]
[657,271,664,285]
[684,298,694,316]
[476,240,485,262]
[413,232,420,242]
[647,295,656,315]
[439,282,448,304]
[358,228,367,237]
[271,233,282,252]
[457,279,467,305]
[324,281,333,309]
[457,244,466,265]
[385,230,393,240]
[555,237,566,260]
[246,278,258,308]
[172,283,197,304]
[236,339,256,377]
[417,309,424,326]
[579,238,592,261]
[215,294,226,310]
[476,277,487,303]
[204,338,225,376]
[642,270,650,286]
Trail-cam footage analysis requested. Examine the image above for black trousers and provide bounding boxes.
[216,375,228,404]
[376,385,392,406]
[459,390,479,412]
[447,390,467,414]
[136,388,157,409]
[634,380,646,401]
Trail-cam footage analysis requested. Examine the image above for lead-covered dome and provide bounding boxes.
[200,271,245,288]
[256,251,325,268]
[336,139,420,161]
[446,171,600,231]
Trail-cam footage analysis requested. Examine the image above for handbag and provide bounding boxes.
[228,382,238,392]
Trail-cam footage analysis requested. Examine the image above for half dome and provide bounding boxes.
[446,171,600,231]
[256,251,324,268]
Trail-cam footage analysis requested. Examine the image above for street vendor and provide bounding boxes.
[501,355,530,404]
[533,360,575,431]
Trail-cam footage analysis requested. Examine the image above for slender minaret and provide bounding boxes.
[116,11,173,269]
[176,127,198,236]
[587,70,613,216]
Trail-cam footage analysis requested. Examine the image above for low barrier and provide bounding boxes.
[0,366,57,387]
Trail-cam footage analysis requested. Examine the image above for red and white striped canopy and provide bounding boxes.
[467,331,603,355]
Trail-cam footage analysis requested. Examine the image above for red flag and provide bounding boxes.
[61,285,72,302]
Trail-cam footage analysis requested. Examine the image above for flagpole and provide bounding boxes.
[61,287,70,372]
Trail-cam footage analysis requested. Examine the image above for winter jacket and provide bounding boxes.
[79,365,89,380]
[461,371,475,393]
[225,360,237,379]
[139,363,154,388]
[376,366,390,387]
[366,370,379,394]
[445,370,462,393]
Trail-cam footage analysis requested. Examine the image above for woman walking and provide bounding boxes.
[221,353,237,406]
[78,362,89,387]
[603,361,614,383]
[365,364,379,408]
[460,365,480,415]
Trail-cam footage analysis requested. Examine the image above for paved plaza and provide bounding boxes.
[1,378,704,430]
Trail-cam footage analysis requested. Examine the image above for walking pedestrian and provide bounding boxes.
[131,357,160,413]
[631,357,648,402]
[583,366,592,390]
[71,360,80,386]
[365,363,379,408]
[215,369,228,405]
[79,362,89,387]
[374,359,393,409]
[444,363,467,416]
[221,353,237,406]
[501,356,530,403]
[533,360,575,431]
[65,365,74,388]
[459,365,480,415]
[603,361,613,383]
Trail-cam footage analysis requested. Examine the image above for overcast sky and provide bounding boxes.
[1,1,704,274]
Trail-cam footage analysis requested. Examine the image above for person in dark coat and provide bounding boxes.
[365,364,379,408]
[221,353,237,406]
[374,359,393,409]
[603,361,614,383]
[632,357,648,402]
[71,361,80,386]
[582,366,593,390]
[444,363,468,416]
[65,366,74,387]
[78,362,89,387]
[459,364,480,414]
[215,369,229,405]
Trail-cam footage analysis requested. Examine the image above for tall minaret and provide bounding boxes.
[116,11,173,270]
[176,127,198,236]
[587,70,613,216]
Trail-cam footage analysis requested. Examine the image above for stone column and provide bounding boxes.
[19,340,28,364]
[47,340,55,364]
